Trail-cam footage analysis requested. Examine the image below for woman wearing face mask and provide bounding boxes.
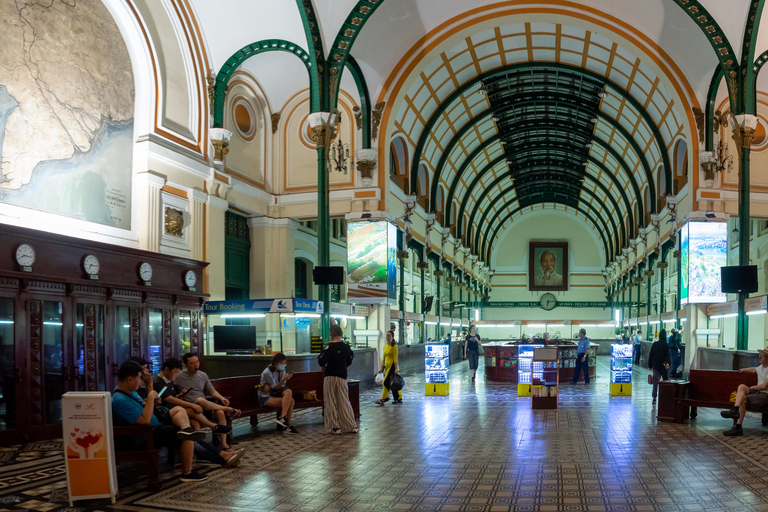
[258,353,298,434]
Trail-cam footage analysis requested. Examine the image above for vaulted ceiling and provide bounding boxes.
[389,22,685,265]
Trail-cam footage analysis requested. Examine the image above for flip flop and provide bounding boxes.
[230,408,242,418]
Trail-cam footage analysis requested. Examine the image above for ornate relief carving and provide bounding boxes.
[271,112,280,134]
[371,102,385,141]
[164,207,184,237]
[692,107,705,142]
[207,73,215,115]
[353,105,363,130]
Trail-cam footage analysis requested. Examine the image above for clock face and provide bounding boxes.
[139,262,153,282]
[540,293,557,311]
[16,244,35,267]
[184,270,196,287]
[83,254,100,275]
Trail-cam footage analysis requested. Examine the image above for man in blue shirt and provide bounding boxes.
[112,361,208,482]
[571,328,591,384]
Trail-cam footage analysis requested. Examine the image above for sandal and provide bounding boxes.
[229,408,242,418]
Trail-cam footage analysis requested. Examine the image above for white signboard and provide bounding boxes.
[62,392,118,506]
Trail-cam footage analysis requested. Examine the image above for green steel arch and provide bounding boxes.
[327,0,386,108]
[446,135,644,236]
[453,136,641,240]
[412,62,672,206]
[672,0,740,111]
[213,39,318,127]
[430,95,659,215]
[466,168,628,253]
[473,182,621,259]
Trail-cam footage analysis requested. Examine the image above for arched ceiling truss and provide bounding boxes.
[389,22,685,265]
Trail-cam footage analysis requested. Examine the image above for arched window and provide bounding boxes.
[673,139,688,194]
[295,259,307,299]
[436,185,445,223]
[417,164,429,209]
[389,136,409,193]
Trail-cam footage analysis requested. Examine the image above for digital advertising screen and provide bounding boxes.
[680,221,727,305]
[387,222,397,302]
[347,221,391,303]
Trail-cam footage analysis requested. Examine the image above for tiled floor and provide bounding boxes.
[3,356,768,511]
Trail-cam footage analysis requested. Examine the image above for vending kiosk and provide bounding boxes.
[610,344,633,396]
[425,343,450,395]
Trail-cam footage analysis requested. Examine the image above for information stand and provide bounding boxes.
[610,344,633,395]
[531,347,559,409]
[425,343,450,395]
[517,344,543,396]
[62,392,118,506]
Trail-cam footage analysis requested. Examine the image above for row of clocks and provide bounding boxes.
[15,243,197,289]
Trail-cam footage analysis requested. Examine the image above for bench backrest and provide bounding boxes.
[210,371,326,405]
[688,369,757,402]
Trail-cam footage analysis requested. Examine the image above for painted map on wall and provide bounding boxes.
[0,0,134,229]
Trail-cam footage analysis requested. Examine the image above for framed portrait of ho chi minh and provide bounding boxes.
[529,242,568,292]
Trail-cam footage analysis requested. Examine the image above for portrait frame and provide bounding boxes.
[529,241,568,292]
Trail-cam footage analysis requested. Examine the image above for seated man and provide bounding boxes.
[126,356,151,400]
[174,353,241,450]
[112,361,208,482]
[721,347,768,436]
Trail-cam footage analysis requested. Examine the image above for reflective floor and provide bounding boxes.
[2,356,768,511]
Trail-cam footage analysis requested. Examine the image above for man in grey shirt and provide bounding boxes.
[175,353,241,450]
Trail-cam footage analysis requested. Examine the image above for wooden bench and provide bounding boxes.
[113,424,175,491]
[210,371,360,428]
[674,369,768,424]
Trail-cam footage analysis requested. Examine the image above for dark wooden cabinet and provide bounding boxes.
[0,224,208,445]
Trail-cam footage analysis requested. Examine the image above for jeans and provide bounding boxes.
[633,343,641,364]
[572,354,590,383]
[195,440,227,465]
[651,368,668,399]
[669,349,682,377]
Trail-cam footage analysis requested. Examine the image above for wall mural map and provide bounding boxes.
[0,0,134,229]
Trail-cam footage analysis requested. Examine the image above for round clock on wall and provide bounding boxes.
[82,254,100,277]
[15,243,35,269]
[184,270,196,288]
[139,262,153,283]
[539,293,557,311]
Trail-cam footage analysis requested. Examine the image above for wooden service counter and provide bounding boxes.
[483,342,597,383]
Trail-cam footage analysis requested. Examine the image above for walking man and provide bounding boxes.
[572,328,591,384]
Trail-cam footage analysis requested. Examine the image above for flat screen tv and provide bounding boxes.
[213,325,256,353]
[721,265,758,294]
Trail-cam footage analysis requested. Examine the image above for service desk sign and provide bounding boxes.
[62,392,118,506]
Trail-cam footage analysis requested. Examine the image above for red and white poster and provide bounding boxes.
[62,392,118,505]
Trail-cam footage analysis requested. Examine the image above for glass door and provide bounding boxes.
[75,303,106,392]
[0,297,19,443]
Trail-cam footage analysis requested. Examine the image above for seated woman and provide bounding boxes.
[258,353,298,434]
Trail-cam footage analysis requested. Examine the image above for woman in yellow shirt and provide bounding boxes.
[375,330,401,405]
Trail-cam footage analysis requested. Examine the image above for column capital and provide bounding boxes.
[210,128,232,162]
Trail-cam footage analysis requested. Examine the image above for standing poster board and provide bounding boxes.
[62,392,118,506]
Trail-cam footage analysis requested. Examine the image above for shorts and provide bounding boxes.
[258,395,271,407]
[745,389,768,410]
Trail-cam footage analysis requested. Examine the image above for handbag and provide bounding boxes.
[647,374,653,385]
[388,373,405,392]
